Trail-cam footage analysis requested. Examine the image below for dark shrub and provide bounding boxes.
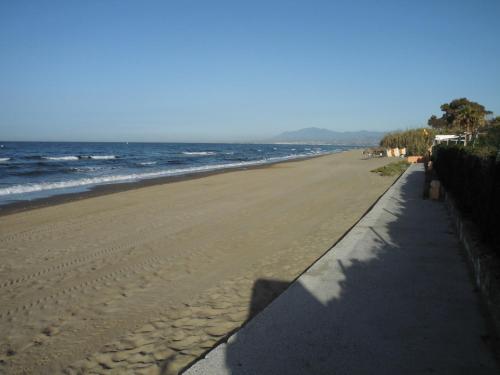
[434,145,500,253]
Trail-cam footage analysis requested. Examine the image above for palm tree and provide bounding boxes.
[429,98,492,136]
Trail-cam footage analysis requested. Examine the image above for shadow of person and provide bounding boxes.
[246,279,291,320]
[184,167,499,375]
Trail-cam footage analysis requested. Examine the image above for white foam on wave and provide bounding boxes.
[72,166,104,172]
[138,161,157,166]
[42,155,116,161]
[182,151,216,156]
[0,151,333,197]
[0,157,10,162]
[44,156,79,161]
[89,155,116,160]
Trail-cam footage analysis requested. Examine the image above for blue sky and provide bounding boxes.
[1,0,499,142]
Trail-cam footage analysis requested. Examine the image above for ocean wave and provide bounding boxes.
[15,166,78,176]
[43,155,117,161]
[0,152,332,197]
[226,157,248,162]
[71,166,104,172]
[88,155,116,160]
[16,170,56,177]
[0,157,10,162]
[43,156,79,161]
[138,161,157,166]
[182,151,217,156]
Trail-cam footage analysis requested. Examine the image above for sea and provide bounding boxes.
[0,142,351,206]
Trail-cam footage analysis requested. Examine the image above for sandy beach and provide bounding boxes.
[0,150,398,374]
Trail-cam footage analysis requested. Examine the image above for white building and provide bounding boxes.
[433,134,469,146]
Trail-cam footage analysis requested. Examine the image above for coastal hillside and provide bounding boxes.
[271,127,385,145]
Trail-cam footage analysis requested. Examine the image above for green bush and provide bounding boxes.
[476,125,500,154]
[380,128,437,156]
[433,145,500,253]
[371,161,410,176]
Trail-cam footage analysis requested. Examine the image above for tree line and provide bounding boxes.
[380,98,499,156]
[427,98,499,135]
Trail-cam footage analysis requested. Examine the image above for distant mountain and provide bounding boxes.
[271,127,385,146]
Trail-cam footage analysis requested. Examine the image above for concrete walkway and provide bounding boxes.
[184,164,499,375]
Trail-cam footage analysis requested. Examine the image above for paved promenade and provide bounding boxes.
[185,164,499,375]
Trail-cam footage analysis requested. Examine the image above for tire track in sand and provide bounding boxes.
[0,210,201,291]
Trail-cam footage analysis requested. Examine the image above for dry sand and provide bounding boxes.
[0,150,398,374]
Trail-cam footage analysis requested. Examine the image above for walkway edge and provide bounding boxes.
[182,165,418,374]
[444,191,500,339]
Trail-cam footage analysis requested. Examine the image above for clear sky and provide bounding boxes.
[1,0,499,142]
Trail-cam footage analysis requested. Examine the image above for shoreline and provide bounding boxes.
[0,150,395,374]
[0,151,340,217]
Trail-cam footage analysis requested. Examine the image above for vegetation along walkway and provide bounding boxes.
[185,164,499,375]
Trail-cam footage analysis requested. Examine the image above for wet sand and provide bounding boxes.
[0,150,398,374]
